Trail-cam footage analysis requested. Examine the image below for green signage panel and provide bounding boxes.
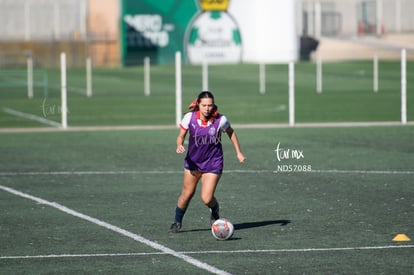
[121,0,197,65]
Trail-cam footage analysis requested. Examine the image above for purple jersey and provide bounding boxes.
[182,111,229,173]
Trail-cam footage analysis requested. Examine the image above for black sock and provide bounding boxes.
[174,206,186,224]
[210,201,220,219]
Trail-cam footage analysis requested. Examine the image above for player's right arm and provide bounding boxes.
[176,127,187,154]
[176,113,191,154]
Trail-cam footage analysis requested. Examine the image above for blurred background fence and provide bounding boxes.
[0,0,118,68]
[298,0,414,37]
[1,59,412,128]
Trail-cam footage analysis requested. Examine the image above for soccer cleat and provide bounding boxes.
[169,222,181,233]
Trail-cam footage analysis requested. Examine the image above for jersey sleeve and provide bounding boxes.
[219,115,231,132]
[180,112,192,130]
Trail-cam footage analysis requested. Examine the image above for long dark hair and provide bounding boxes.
[188,91,217,112]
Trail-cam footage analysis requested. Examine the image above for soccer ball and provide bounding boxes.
[211,218,234,240]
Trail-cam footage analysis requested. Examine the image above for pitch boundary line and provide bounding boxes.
[311,169,414,175]
[0,121,413,133]
[1,169,413,177]
[2,107,61,128]
[0,184,231,275]
[2,245,414,260]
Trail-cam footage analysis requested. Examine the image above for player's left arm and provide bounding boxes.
[226,127,246,163]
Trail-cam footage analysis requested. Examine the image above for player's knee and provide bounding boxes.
[200,193,213,205]
[179,192,194,206]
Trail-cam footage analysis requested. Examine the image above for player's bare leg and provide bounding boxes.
[201,173,221,224]
[170,169,201,233]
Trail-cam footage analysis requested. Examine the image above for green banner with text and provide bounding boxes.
[121,0,197,65]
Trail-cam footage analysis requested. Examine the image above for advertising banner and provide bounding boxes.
[186,0,242,64]
[121,0,297,65]
[121,0,197,65]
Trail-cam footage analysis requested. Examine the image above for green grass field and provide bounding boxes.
[0,127,413,274]
[1,61,413,274]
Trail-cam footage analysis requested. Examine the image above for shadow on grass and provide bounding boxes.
[180,219,291,233]
[234,219,291,230]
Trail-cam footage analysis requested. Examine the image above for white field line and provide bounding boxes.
[0,185,231,275]
[311,169,414,175]
[2,107,61,128]
[0,169,413,177]
[2,245,414,260]
[0,121,413,133]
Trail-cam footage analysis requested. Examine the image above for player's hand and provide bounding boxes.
[237,153,246,163]
[176,145,186,154]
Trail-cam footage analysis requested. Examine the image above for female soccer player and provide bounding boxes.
[169,91,246,233]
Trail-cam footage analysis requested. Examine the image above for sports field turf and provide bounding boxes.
[0,61,413,274]
[0,126,413,274]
